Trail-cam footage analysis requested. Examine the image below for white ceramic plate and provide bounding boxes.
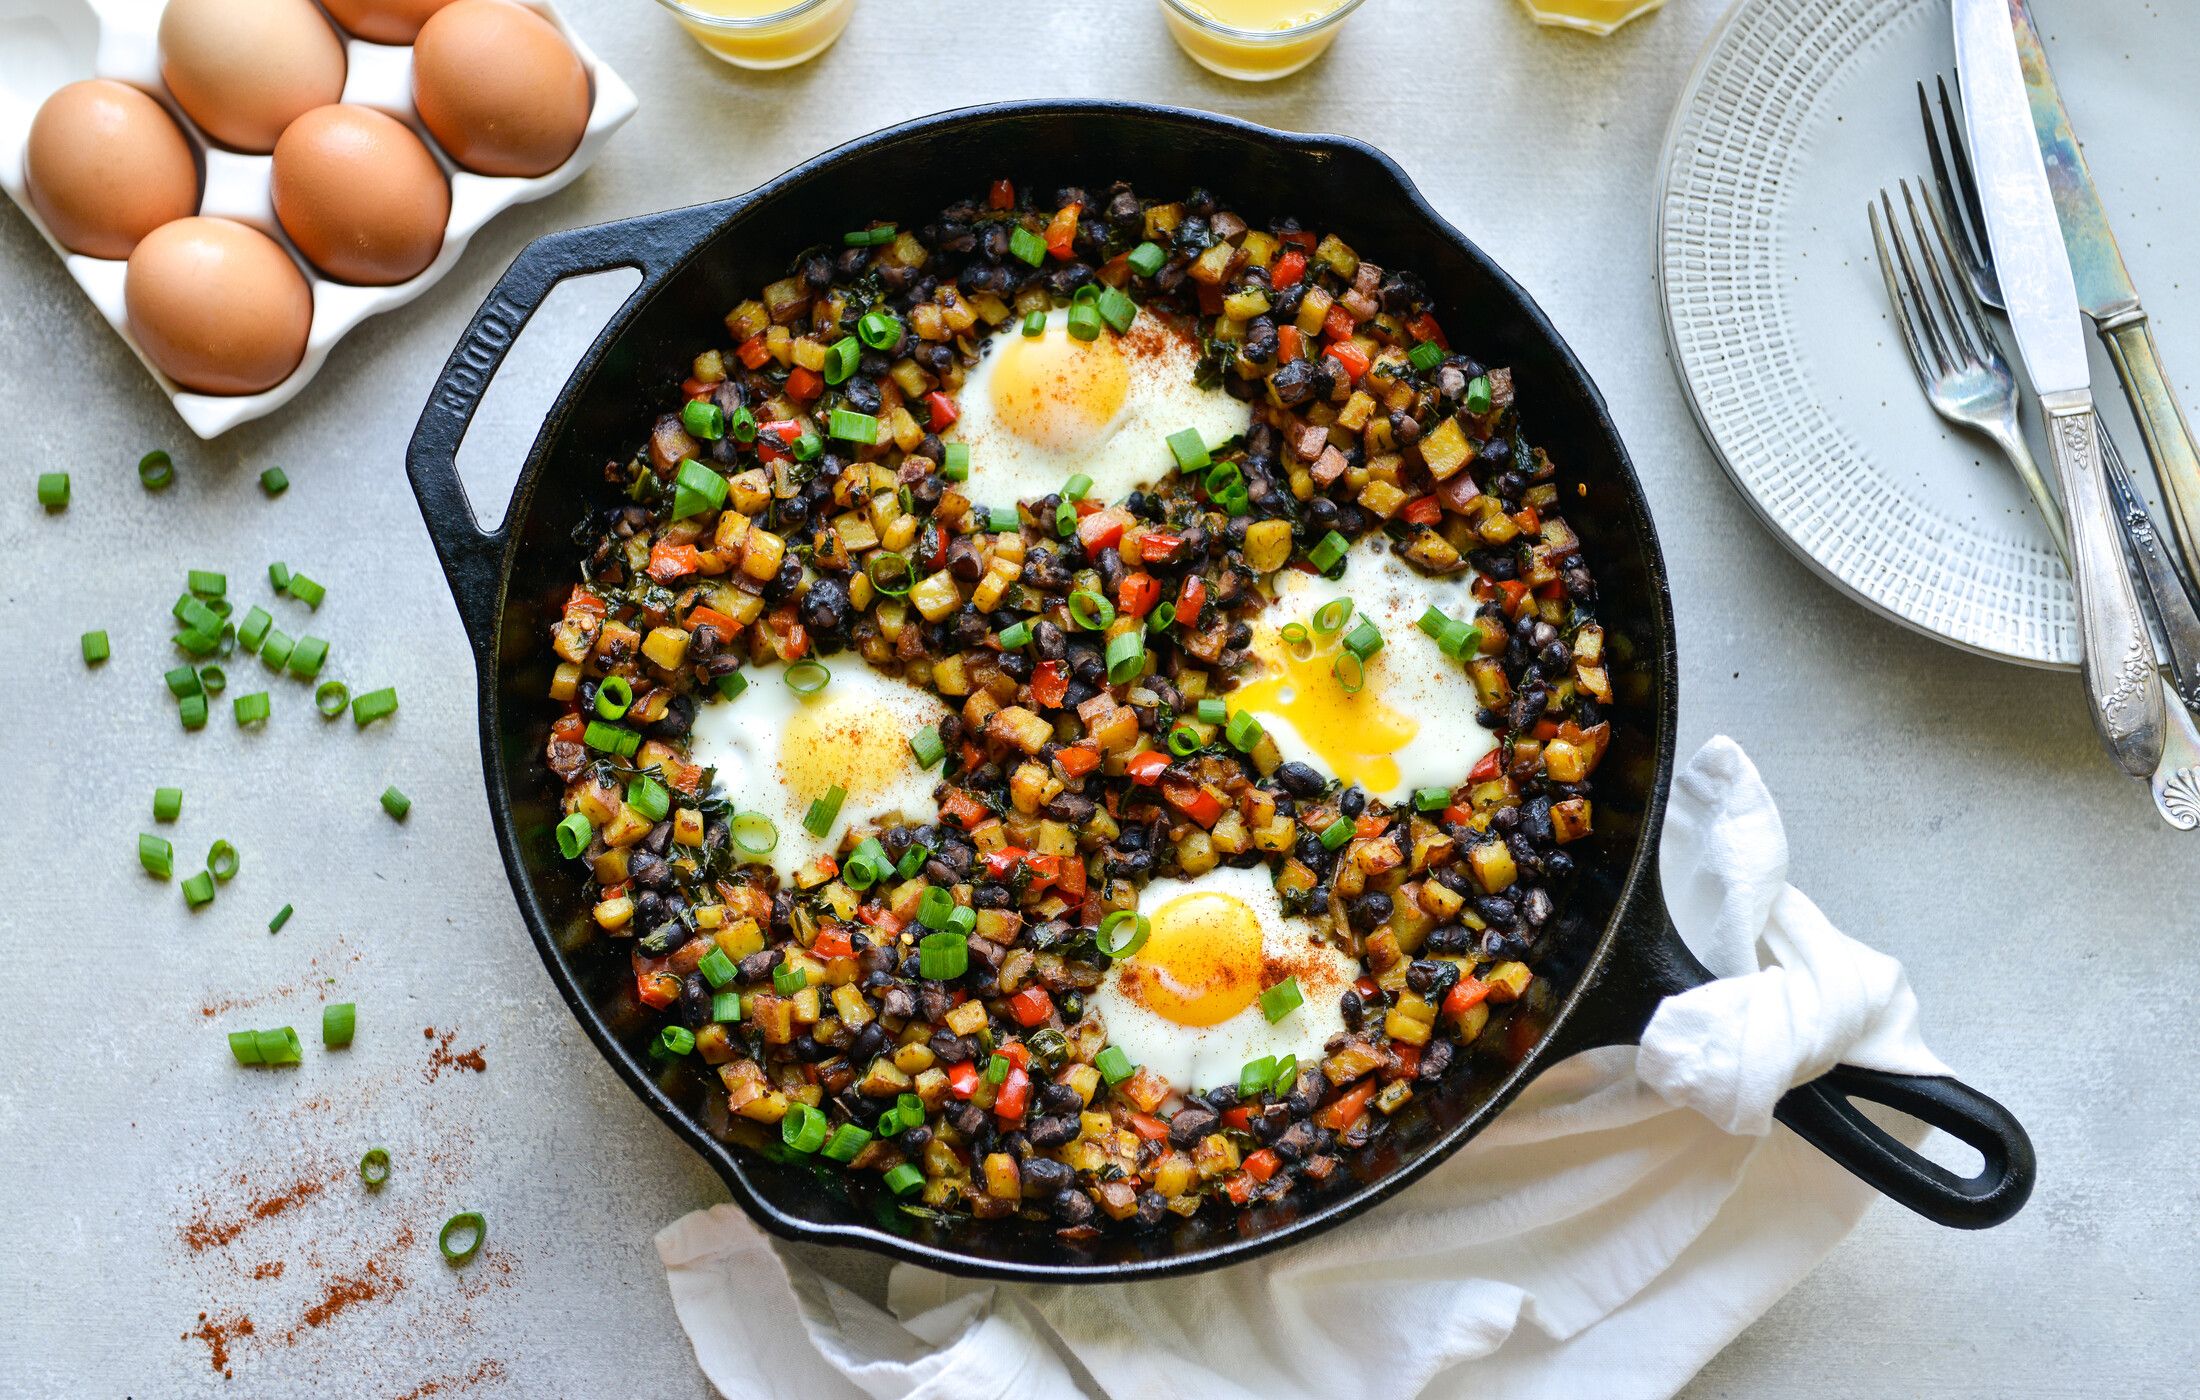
[1657,0,2200,669]
[0,0,637,439]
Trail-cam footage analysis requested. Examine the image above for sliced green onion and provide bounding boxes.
[438,1211,486,1264]
[727,405,758,442]
[884,1162,924,1196]
[1342,618,1384,660]
[784,659,830,695]
[1021,309,1047,337]
[1258,977,1303,1024]
[1273,1052,1299,1096]
[215,623,236,658]
[1408,341,1444,372]
[139,450,174,489]
[712,991,742,1023]
[260,630,295,671]
[1440,621,1480,660]
[1189,698,1223,725]
[314,680,350,717]
[1166,722,1203,756]
[80,630,109,665]
[917,887,956,930]
[843,223,896,247]
[699,946,738,989]
[781,1102,828,1153]
[823,335,862,385]
[198,665,226,694]
[1073,283,1102,307]
[287,574,325,609]
[188,569,226,597]
[866,551,914,596]
[918,930,968,980]
[1311,598,1352,635]
[174,592,222,636]
[1125,241,1166,277]
[1096,284,1137,334]
[1166,428,1210,472]
[627,774,670,823]
[657,1025,695,1057]
[1067,590,1115,630]
[1417,606,1453,640]
[715,670,749,702]
[139,833,174,880]
[208,839,239,881]
[1094,1045,1136,1085]
[1332,652,1366,694]
[182,870,216,908]
[583,720,635,755]
[1226,710,1264,752]
[351,687,399,726]
[380,786,412,820]
[36,472,68,509]
[1056,500,1077,537]
[1319,816,1355,849]
[260,465,289,494]
[1205,461,1243,499]
[1065,302,1102,341]
[1308,530,1349,573]
[555,812,593,859]
[1056,475,1092,506]
[1465,374,1494,414]
[804,784,846,838]
[323,1002,356,1047]
[173,628,218,658]
[237,606,272,652]
[287,635,328,679]
[895,842,932,880]
[673,458,729,520]
[1105,630,1145,684]
[593,674,634,719]
[1239,1055,1277,1099]
[682,399,725,441]
[1008,225,1047,266]
[1097,910,1150,959]
[730,811,779,857]
[1418,785,1460,813]
[910,725,946,769]
[827,407,878,443]
[178,694,208,730]
[254,1027,302,1065]
[1280,621,1313,658]
[268,561,290,593]
[857,310,902,350]
[989,505,1020,533]
[997,619,1033,650]
[944,905,976,937]
[821,1123,873,1163]
[269,903,294,933]
[985,1053,1010,1085]
[359,1147,390,1188]
[1146,601,1176,633]
[154,787,183,821]
[939,442,970,481]
[233,692,270,725]
[844,836,889,890]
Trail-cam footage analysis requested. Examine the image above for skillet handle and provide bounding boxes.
[405,202,736,659]
[1550,865,2034,1229]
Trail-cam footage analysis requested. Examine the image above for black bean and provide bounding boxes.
[949,1102,989,1138]
[1338,786,1367,818]
[879,986,916,1020]
[800,576,852,634]
[1417,1038,1454,1082]
[1345,892,1392,932]
[1038,1081,1084,1114]
[738,949,779,983]
[1023,1157,1074,1194]
[1053,1189,1095,1225]
[679,972,712,1028]
[1167,1106,1220,1147]
[1136,1191,1167,1227]
[1027,1115,1080,1149]
[1275,761,1327,798]
[629,851,672,891]
[848,1023,888,1066]
[1340,989,1365,1032]
[1274,1119,1318,1162]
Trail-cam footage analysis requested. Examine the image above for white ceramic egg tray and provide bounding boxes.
[0,0,637,438]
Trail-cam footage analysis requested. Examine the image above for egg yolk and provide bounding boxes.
[1231,620,1419,796]
[986,330,1131,454]
[779,695,912,798]
[1117,891,1266,1027]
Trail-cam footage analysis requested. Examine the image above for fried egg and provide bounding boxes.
[1230,545,1496,806]
[687,659,948,880]
[1089,863,1355,1095]
[950,306,1250,509]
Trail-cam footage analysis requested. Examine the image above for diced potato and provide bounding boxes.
[832,984,873,1029]
[1420,417,1473,479]
[1152,1152,1198,1199]
[1384,1009,1433,1046]
[1544,739,1590,784]
[1243,518,1293,573]
[1374,1081,1415,1116]
[592,895,633,931]
[858,1057,912,1096]
[602,804,654,848]
[1469,840,1518,893]
[1057,1063,1100,1106]
[1358,478,1409,520]
[741,528,785,582]
[641,626,691,670]
[983,1153,1021,1201]
[1191,1133,1241,1179]
[944,999,989,1037]
[986,705,1055,755]
[909,569,962,622]
[1550,798,1592,844]
[1314,233,1359,279]
[892,1042,936,1075]
[1484,961,1534,1003]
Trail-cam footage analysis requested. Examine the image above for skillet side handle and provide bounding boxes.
[404,203,734,658]
[1774,1068,2034,1230]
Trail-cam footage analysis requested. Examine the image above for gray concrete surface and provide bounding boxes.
[2,1,2194,1395]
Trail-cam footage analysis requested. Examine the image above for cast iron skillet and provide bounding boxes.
[405,102,2034,1281]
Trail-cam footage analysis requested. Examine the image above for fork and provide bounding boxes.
[1910,78,2200,828]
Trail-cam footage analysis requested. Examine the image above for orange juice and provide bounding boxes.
[658,0,856,69]
[1517,0,1666,37]
[1158,0,1367,82]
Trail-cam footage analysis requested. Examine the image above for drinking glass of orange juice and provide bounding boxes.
[1158,0,1371,81]
[656,0,857,69]
[1517,0,1666,36]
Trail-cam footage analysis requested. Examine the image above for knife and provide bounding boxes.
[2009,0,2200,589]
[1955,0,2164,776]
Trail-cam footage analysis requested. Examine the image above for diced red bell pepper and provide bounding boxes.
[1196,281,1225,317]
[1355,813,1387,839]
[1496,579,1531,615]
[1535,579,1568,600]
[1163,779,1225,829]
[948,1061,980,1099]
[1326,338,1370,382]
[764,607,809,661]
[1406,311,1450,350]
[1314,1080,1376,1131]
[754,419,802,463]
[1005,986,1053,1028]
[1175,575,1207,627]
[681,376,713,401]
[1126,751,1170,786]
[1322,303,1357,343]
[1222,1172,1257,1206]
[1139,530,1183,565]
[1032,659,1069,709]
[1220,1105,1253,1132]
[940,788,993,830]
[812,926,854,962]
[648,541,703,582]
[1276,325,1302,363]
[1279,229,1318,251]
[1056,742,1101,778]
[1354,976,1380,1000]
[1243,1148,1281,1183]
[999,1040,1029,1069]
[686,605,740,638]
[993,1065,1031,1121]
[1443,977,1490,1020]
[1117,571,1161,618]
[1053,856,1086,899]
[1076,506,1132,554]
[1270,249,1308,289]
[636,966,680,1010]
[1441,803,1475,828]
[855,904,904,935]
[1532,718,1561,741]
[551,712,585,743]
[1468,749,1504,783]
[1044,204,1081,259]
[988,178,1015,210]
[785,366,823,403]
[1401,494,1442,526]
[736,333,772,370]
[1389,1042,1422,1081]
[565,585,608,616]
[1128,1112,1171,1142]
[925,391,959,431]
[983,846,1029,880]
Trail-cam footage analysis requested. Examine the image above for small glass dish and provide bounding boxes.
[655,0,857,70]
[1157,0,1370,82]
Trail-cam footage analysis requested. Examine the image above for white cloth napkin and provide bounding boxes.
[657,736,1949,1400]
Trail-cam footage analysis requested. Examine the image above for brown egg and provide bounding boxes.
[273,106,450,285]
[127,217,313,395]
[25,80,200,260]
[320,0,457,44]
[159,0,346,153]
[413,0,590,178]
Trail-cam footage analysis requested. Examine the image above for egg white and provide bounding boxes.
[686,658,948,880]
[1232,544,1496,806]
[1088,863,1354,1096]
[950,306,1250,510]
